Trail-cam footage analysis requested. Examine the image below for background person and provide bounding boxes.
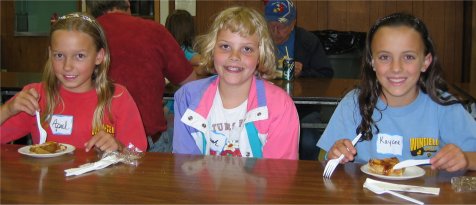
[173,6,299,159]
[264,0,332,78]
[317,12,476,172]
[264,0,333,160]
[165,9,205,76]
[86,0,197,152]
[0,12,147,152]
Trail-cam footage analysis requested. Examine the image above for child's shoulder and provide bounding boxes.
[112,83,133,96]
[261,80,293,102]
[180,76,218,91]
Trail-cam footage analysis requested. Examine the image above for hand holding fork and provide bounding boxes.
[323,132,363,178]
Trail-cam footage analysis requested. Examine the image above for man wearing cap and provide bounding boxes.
[265,0,333,160]
[264,0,333,78]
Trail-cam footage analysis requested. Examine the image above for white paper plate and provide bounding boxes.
[360,163,425,180]
[18,144,75,158]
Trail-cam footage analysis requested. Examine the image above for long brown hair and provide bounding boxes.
[165,9,196,49]
[357,12,460,141]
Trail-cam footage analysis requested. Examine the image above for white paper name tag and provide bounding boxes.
[376,133,403,155]
[49,115,73,135]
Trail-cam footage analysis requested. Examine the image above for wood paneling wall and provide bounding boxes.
[1,0,468,83]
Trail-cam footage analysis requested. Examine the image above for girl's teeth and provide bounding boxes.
[227,67,241,71]
[389,78,404,83]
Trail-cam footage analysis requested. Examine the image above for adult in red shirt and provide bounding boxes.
[86,0,197,151]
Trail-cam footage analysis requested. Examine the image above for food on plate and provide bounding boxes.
[368,157,405,176]
[29,141,66,154]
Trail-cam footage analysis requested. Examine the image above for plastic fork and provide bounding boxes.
[364,180,424,205]
[323,132,363,178]
[35,111,47,144]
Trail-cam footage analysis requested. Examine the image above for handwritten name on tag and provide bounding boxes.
[376,133,402,155]
[49,115,73,135]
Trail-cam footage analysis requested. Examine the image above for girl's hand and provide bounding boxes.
[85,130,123,153]
[8,88,40,115]
[1,88,39,124]
[328,138,357,164]
[430,144,468,172]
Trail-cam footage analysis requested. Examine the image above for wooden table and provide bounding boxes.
[1,144,474,204]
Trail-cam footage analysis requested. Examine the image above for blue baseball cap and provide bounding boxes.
[264,0,296,24]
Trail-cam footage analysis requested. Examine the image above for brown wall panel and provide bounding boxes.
[443,1,457,83]
[327,1,348,31]
[396,1,413,14]
[384,1,397,14]
[452,2,464,83]
[347,1,369,32]
[316,1,329,30]
[296,1,318,30]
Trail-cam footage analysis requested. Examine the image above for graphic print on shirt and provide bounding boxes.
[208,90,248,157]
[410,137,439,157]
[92,124,115,136]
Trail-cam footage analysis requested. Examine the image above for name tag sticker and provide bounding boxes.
[376,133,403,155]
[49,115,73,135]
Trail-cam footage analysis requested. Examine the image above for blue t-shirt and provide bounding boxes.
[317,89,476,163]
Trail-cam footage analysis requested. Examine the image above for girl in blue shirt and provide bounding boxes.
[317,12,476,172]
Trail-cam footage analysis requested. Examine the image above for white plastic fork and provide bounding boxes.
[323,132,363,178]
[35,111,47,144]
[364,180,424,205]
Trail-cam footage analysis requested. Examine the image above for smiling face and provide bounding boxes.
[371,26,432,107]
[213,28,260,89]
[50,30,104,93]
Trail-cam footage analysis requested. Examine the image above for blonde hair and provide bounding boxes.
[42,12,114,132]
[194,6,276,78]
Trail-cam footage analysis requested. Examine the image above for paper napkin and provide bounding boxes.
[64,154,122,176]
[365,178,440,195]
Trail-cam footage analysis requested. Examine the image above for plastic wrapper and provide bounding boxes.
[451,176,476,192]
[64,143,144,176]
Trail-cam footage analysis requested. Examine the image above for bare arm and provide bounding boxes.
[465,152,476,171]
[1,88,40,124]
